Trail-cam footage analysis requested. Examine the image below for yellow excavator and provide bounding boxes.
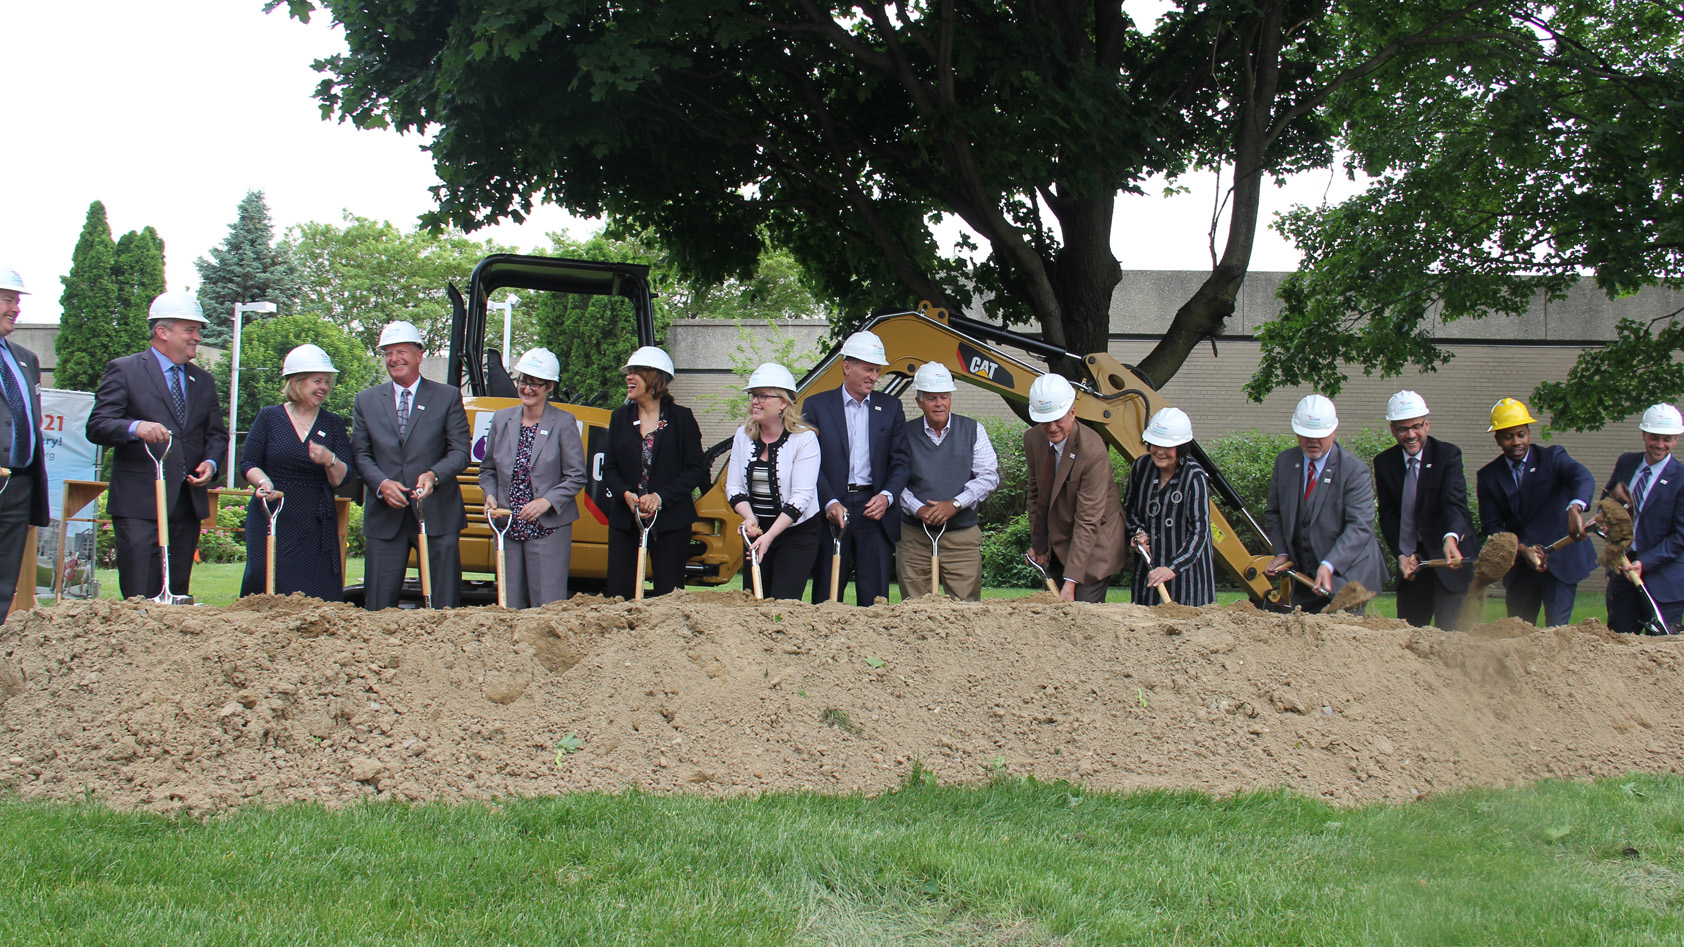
[418,253,1290,606]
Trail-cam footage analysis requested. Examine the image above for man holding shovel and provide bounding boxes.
[1024,374,1125,602]
[894,363,998,600]
[1374,391,1473,629]
[1475,397,1593,628]
[1599,404,1684,634]
[87,292,228,600]
[0,265,50,622]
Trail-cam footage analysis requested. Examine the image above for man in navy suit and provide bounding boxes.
[1600,404,1684,634]
[1374,391,1472,629]
[1474,398,1592,628]
[804,329,910,605]
[0,264,50,622]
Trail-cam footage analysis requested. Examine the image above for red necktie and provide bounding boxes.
[1304,463,1317,500]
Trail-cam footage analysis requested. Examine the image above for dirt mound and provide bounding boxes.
[3,592,1682,815]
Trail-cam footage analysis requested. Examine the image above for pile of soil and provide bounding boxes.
[2,591,1680,815]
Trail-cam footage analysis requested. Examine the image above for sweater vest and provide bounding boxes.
[902,414,981,530]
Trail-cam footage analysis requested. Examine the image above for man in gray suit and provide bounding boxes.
[351,320,470,609]
[1263,394,1387,611]
[86,291,229,600]
[0,264,50,622]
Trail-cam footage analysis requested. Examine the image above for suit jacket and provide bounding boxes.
[1475,443,1595,584]
[601,400,707,534]
[1374,437,1473,592]
[1024,422,1125,585]
[803,386,911,542]
[351,378,471,540]
[0,338,50,528]
[477,403,587,531]
[1264,442,1388,595]
[86,348,229,521]
[1602,452,1684,601]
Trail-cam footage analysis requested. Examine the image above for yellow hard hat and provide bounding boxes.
[1487,398,1538,432]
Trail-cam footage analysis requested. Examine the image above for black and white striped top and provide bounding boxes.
[1123,454,1217,606]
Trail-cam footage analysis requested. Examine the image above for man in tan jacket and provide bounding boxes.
[1024,374,1125,601]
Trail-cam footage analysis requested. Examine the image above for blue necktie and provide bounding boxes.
[1632,465,1654,514]
[169,365,187,422]
[0,345,30,466]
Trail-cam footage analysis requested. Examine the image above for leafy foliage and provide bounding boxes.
[195,191,304,348]
[530,230,676,400]
[1256,1,1684,430]
[112,227,166,359]
[206,314,379,438]
[54,202,124,392]
[287,212,515,355]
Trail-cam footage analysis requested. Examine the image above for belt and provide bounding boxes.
[845,483,874,493]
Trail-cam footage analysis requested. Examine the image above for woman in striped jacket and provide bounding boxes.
[1124,407,1217,606]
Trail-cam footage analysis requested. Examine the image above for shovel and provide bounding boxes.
[635,506,660,601]
[828,509,850,602]
[1519,511,1600,571]
[0,466,10,499]
[146,434,190,605]
[1275,559,1328,597]
[411,492,433,608]
[739,522,763,600]
[1132,536,1175,605]
[260,489,285,595]
[1593,498,1672,635]
[1023,551,1060,594]
[923,518,947,595]
[485,502,512,608]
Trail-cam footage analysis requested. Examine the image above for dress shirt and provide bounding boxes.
[898,418,1000,516]
[1402,449,1459,545]
[841,388,888,500]
[0,339,36,462]
[1630,456,1670,513]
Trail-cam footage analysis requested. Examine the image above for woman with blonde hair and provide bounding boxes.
[725,363,821,599]
[240,344,354,599]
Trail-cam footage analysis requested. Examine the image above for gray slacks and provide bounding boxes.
[363,523,461,610]
[506,524,572,607]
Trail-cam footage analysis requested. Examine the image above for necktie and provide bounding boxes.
[1632,465,1654,514]
[1303,461,1317,500]
[1399,457,1420,557]
[1512,459,1524,487]
[398,388,412,440]
[0,345,30,466]
[169,365,187,422]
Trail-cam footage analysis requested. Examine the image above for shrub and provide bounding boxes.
[979,512,1042,588]
[199,504,248,564]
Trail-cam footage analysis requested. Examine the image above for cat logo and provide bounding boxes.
[956,342,1015,388]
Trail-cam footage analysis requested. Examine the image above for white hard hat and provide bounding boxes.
[282,343,337,377]
[1385,390,1429,422]
[377,320,425,349]
[0,264,28,294]
[1143,407,1193,448]
[1028,374,1076,423]
[620,345,675,379]
[840,330,888,366]
[1291,394,1338,437]
[1640,404,1684,436]
[744,362,798,393]
[912,362,956,393]
[148,291,208,324]
[512,347,561,383]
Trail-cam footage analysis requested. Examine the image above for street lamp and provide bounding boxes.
[489,294,520,369]
[229,300,278,487]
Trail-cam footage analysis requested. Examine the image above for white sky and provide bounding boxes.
[6,1,1356,325]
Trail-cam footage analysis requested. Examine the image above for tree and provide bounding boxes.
[54,202,124,392]
[277,0,1552,387]
[667,246,838,324]
[196,190,304,347]
[207,314,379,440]
[1248,1,1684,430]
[287,212,515,355]
[112,226,166,356]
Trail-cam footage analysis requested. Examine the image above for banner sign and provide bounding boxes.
[39,388,98,521]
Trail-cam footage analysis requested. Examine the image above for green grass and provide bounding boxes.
[1,775,1680,945]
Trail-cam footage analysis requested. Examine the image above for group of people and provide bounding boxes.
[0,268,1675,633]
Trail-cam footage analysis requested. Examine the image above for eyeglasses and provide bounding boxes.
[515,380,549,392]
[1390,421,1428,436]
[749,392,781,403]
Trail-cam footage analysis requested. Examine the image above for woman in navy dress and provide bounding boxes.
[239,344,354,600]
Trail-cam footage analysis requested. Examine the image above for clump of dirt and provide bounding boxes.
[2,591,1681,815]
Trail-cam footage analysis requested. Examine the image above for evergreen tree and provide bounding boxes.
[54,202,124,392]
[112,226,166,356]
[195,190,303,347]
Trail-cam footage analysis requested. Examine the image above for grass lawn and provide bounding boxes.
[1,775,1679,945]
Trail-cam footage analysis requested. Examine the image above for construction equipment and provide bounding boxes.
[261,490,284,595]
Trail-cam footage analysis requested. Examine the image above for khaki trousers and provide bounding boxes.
[895,522,983,601]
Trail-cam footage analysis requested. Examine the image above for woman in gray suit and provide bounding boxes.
[477,348,587,606]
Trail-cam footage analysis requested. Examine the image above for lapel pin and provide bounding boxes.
[417,404,426,410]
[540,429,549,435]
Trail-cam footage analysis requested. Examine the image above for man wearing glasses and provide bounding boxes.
[1374,391,1473,629]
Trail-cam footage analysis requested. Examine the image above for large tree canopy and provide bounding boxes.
[1253,1,1684,429]
[275,0,1595,389]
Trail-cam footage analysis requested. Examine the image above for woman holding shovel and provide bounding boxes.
[603,346,708,600]
[1123,408,1216,606]
[239,344,354,600]
[478,348,587,607]
[725,363,821,600]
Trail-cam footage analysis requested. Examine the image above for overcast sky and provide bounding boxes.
[6,1,1356,325]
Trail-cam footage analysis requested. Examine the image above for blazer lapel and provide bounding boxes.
[143,352,180,423]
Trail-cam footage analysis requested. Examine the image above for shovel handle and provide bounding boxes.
[154,479,169,548]
[415,531,433,607]
[634,544,648,601]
